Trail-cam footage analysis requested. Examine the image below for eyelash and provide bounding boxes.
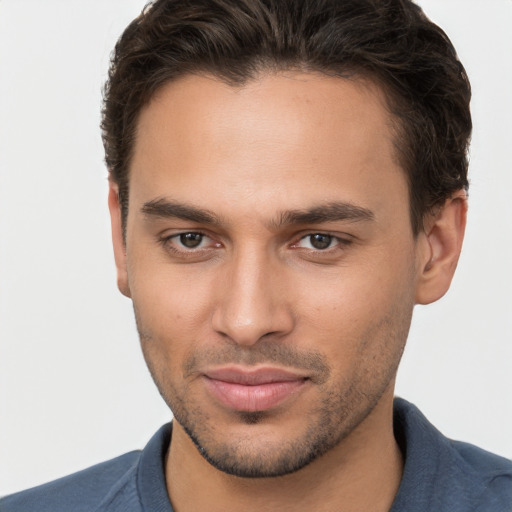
[292,233,350,251]
[159,232,218,254]
[158,231,353,258]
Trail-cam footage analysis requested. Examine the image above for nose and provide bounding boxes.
[211,249,295,346]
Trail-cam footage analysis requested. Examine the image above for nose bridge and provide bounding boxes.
[212,244,293,345]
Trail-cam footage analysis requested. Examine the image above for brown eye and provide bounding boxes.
[308,234,333,250]
[161,231,222,258]
[179,233,204,248]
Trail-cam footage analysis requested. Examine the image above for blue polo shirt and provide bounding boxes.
[2,398,511,511]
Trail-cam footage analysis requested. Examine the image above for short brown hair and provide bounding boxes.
[101,0,471,235]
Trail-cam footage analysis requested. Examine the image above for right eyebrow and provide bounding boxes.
[141,198,221,225]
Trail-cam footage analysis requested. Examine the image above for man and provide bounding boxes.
[2,0,511,510]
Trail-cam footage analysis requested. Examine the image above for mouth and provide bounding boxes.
[202,366,308,412]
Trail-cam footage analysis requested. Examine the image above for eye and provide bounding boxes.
[178,232,206,249]
[296,233,339,250]
[162,231,219,252]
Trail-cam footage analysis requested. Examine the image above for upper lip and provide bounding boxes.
[203,366,307,385]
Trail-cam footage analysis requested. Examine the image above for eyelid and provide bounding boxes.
[159,230,222,253]
[291,231,354,248]
[157,229,354,257]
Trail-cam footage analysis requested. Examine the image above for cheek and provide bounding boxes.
[295,255,416,353]
[128,248,215,325]
[127,259,219,380]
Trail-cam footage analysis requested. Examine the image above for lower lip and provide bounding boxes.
[203,377,306,412]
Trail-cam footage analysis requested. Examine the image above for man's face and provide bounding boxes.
[114,72,428,477]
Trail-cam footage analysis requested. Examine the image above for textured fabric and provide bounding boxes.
[2,399,511,511]
[390,398,512,511]
[1,426,173,512]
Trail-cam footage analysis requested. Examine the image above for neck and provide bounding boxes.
[165,390,403,512]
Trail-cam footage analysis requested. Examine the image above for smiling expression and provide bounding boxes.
[110,72,430,477]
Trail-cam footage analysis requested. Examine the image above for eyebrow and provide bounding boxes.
[270,202,374,229]
[142,198,220,225]
[141,198,374,228]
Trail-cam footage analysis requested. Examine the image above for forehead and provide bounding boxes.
[129,72,408,227]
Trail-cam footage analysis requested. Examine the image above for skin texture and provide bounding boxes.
[109,72,466,511]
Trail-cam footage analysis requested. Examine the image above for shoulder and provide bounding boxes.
[448,439,512,508]
[0,451,141,512]
[393,398,512,512]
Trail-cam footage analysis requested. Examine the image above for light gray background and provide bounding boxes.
[1,0,511,496]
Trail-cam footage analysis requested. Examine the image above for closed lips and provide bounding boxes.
[202,367,308,412]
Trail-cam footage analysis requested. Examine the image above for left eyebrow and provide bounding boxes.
[270,202,375,229]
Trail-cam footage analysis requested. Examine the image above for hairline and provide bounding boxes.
[114,66,423,241]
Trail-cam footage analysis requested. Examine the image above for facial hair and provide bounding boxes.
[136,313,408,478]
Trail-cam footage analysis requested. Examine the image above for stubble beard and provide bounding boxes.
[137,327,408,479]
[170,383,384,478]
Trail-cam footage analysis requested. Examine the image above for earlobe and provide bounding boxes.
[108,182,131,298]
[415,192,467,305]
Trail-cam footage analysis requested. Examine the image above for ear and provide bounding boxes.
[415,192,467,305]
[108,181,131,298]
